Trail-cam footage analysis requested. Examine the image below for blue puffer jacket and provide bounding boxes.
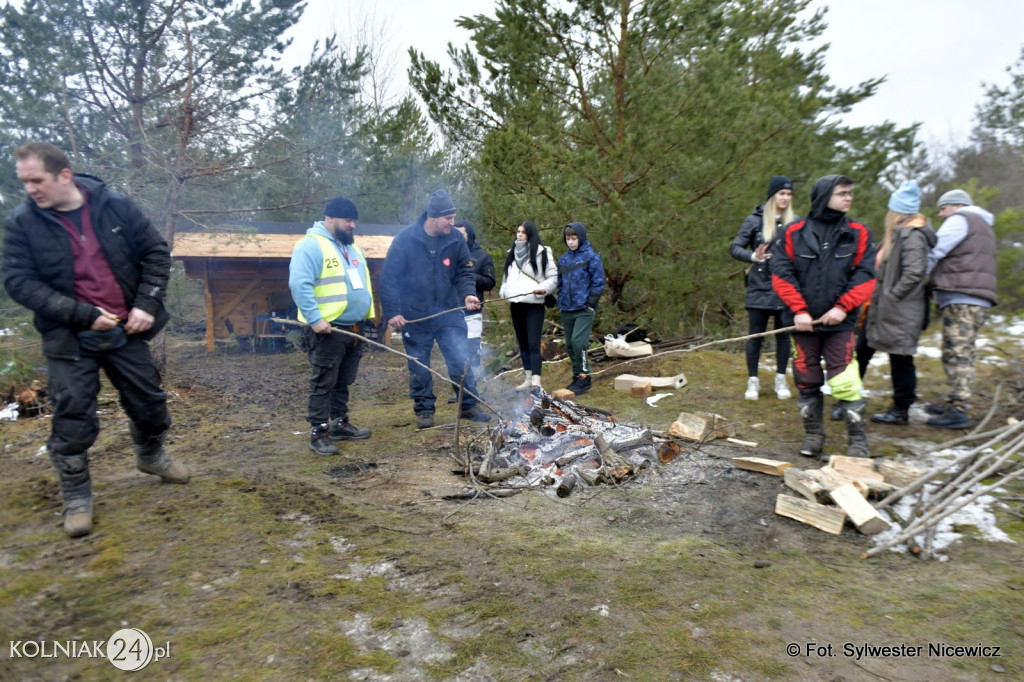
[556,222,605,311]
[380,211,476,326]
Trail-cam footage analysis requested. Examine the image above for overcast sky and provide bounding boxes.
[283,0,1024,148]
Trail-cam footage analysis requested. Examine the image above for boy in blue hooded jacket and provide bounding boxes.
[556,222,605,394]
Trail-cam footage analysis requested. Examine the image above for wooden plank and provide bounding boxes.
[614,372,687,391]
[876,461,927,488]
[732,457,793,476]
[775,494,846,535]
[726,437,758,448]
[174,233,393,260]
[217,279,260,321]
[203,260,214,352]
[784,467,831,504]
[829,484,891,535]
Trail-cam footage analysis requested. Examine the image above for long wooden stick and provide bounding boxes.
[272,318,502,421]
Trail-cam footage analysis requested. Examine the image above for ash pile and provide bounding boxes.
[462,393,666,497]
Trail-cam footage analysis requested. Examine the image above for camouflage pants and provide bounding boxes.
[940,303,989,409]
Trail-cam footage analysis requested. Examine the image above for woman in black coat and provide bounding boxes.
[729,175,796,400]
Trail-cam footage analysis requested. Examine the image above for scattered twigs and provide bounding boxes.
[875,420,1024,511]
[922,434,1024,515]
[863,466,1024,558]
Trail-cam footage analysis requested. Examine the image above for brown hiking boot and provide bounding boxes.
[137,458,191,483]
[63,499,93,538]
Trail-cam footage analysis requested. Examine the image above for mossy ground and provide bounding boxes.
[1,320,1022,680]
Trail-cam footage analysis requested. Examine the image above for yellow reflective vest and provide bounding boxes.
[297,233,374,323]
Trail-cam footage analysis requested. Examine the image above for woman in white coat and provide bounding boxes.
[499,221,558,393]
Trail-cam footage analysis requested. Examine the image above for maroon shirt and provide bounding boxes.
[52,191,129,319]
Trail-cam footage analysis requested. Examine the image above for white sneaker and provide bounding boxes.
[774,373,792,400]
[744,377,760,400]
[514,371,532,391]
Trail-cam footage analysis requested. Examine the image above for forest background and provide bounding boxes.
[1,0,1023,344]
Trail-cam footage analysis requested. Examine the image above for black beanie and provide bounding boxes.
[766,175,793,201]
[325,196,358,219]
[427,189,456,218]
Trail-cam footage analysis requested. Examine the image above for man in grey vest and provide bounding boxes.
[925,189,997,428]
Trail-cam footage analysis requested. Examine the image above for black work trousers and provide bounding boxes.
[305,326,363,425]
[47,335,170,501]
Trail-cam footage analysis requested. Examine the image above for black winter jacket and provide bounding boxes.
[729,205,788,310]
[460,221,496,305]
[2,174,171,359]
[770,175,876,332]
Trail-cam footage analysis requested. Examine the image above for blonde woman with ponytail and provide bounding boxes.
[729,175,797,400]
[863,180,937,425]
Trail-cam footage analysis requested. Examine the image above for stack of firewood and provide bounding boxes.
[735,419,1024,558]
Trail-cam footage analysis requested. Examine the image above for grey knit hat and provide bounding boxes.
[937,189,973,207]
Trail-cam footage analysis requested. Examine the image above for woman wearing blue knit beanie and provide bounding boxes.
[860,180,937,425]
[729,175,798,400]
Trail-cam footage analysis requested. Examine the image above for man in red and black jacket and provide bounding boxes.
[771,174,876,459]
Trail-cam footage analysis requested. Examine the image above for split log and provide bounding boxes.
[695,412,737,439]
[829,484,891,535]
[726,437,758,448]
[876,461,927,488]
[630,382,653,398]
[775,494,847,535]
[668,411,735,441]
[828,455,878,471]
[551,388,575,402]
[828,457,885,483]
[784,468,831,504]
[732,457,793,476]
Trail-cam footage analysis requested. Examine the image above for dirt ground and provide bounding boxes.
[1,333,1022,680]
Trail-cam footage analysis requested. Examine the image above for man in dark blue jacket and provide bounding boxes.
[2,141,188,538]
[380,190,491,428]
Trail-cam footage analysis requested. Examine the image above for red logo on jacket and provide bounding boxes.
[442,258,451,267]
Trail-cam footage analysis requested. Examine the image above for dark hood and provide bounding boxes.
[565,221,589,246]
[808,174,848,223]
[459,221,478,247]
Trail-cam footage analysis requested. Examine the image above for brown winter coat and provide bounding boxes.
[866,216,937,356]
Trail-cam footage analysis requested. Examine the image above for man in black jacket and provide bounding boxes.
[2,142,188,538]
[771,175,877,458]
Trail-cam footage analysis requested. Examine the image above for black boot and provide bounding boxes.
[309,423,339,455]
[843,399,870,457]
[49,450,93,537]
[328,418,371,441]
[927,406,971,429]
[797,394,825,458]
[871,405,909,425]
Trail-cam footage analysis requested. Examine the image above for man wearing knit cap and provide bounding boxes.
[289,196,374,455]
[924,189,997,429]
[380,189,491,428]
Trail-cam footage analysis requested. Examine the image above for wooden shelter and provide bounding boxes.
[172,223,400,351]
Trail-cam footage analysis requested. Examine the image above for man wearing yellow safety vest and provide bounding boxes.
[289,197,374,455]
